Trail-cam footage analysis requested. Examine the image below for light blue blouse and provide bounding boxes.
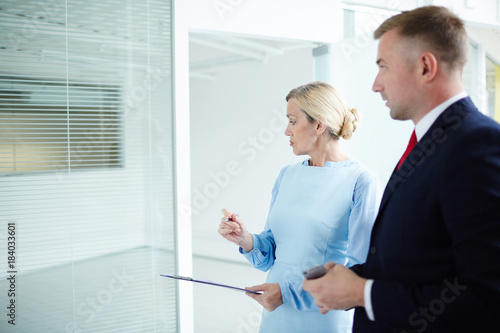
[240,159,379,333]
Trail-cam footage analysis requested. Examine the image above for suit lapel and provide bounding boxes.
[376,97,475,217]
[377,137,428,214]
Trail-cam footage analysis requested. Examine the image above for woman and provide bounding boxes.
[218,81,379,333]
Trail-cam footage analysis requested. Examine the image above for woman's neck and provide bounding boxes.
[308,139,349,167]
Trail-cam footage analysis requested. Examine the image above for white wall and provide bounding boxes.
[328,35,414,187]
[179,0,500,263]
[190,47,312,262]
[343,0,500,27]
[175,0,347,264]
[183,0,343,43]
[435,0,500,27]
[188,37,417,263]
[173,3,346,330]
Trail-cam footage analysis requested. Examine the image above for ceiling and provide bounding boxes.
[189,33,319,80]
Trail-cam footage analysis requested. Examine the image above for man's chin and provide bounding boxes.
[389,109,407,121]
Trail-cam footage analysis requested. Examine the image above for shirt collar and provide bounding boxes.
[414,91,468,142]
[302,158,353,168]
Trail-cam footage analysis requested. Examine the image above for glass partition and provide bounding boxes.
[0,0,177,331]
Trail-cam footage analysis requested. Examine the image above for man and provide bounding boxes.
[303,6,500,333]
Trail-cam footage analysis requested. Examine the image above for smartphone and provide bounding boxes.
[302,264,328,279]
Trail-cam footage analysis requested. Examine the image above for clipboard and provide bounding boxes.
[160,274,262,294]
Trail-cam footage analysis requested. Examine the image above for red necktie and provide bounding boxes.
[397,130,417,170]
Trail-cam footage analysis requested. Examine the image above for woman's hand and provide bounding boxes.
[245,283,283,312]
[218,208,253,252]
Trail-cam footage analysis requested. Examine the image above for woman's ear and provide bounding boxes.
[316,122,327,136]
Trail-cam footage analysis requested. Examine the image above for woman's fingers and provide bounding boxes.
[219,208,245,246]
[222,208,232,218]
[225,221,240,229]
[220,208,241,230]
[218,220,241,235]
[245,284,264,299]
[246,284,265,291]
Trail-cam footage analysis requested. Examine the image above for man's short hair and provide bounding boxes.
[374,6,468,70]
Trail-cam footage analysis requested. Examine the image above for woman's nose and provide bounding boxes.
[284,126,292,136]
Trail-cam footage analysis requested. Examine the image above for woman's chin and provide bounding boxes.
[292,149,305,156]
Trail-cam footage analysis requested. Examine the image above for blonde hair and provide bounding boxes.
[285,81,361,140]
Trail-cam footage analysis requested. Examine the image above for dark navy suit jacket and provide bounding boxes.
[351,97,500,333]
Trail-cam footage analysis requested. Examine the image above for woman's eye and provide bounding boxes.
[289,120,296,125]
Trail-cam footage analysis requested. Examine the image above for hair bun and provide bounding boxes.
[286,81,361,141]
[339,107,361,140]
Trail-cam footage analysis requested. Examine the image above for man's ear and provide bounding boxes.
[419,51,438,82]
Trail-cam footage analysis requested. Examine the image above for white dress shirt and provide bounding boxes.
[363,91,468,321]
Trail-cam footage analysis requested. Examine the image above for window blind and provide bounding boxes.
[0,76,122,173]
[0,0,177,332]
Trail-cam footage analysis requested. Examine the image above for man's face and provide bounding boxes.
[372,29,420,121]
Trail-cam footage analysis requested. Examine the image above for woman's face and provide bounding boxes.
[284,98,320,156]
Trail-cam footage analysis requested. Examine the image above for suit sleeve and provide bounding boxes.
[370,124,500,331]
[350,263,365,276]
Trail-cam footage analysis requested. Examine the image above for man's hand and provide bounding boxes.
[302,262,367,314]
[245,283,283,312]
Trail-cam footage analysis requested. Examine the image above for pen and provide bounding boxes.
[224,214,239,223]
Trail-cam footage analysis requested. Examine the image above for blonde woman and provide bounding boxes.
[218,81,379,333]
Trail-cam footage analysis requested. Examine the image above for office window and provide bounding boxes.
[340,3,402,39]
[486,56,500,122]
[0,1,177,332]
[0,76,122,174]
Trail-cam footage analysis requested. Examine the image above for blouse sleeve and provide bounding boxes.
[279,278,321,311]
[239,166,288,272]
[345,168,380,267]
